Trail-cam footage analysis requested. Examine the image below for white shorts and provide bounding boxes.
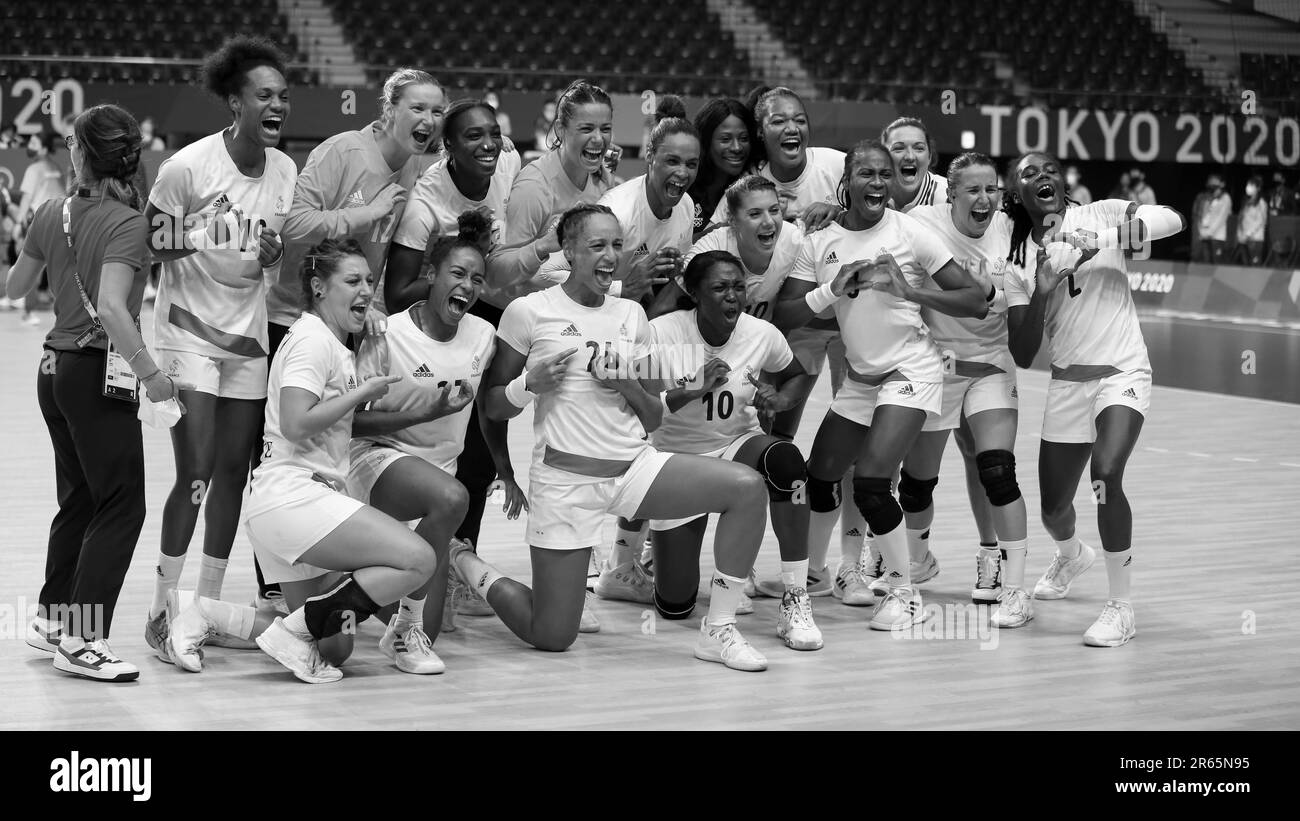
[831,375,942,427]
[345,441,459,505]
[526,447,673,550]
[922,371,1019,432]
[650,431,764,532]
[1042,370,1152,444]
[159,348,268,400]
[244,480,365,584]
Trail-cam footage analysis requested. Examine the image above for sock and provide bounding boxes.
[780,559,809,592]
[196,554,228,600]
[906,527,931,563]
[198,596,255,639]
[151,553,186,617]
[395,595,424,629]
[1055,534,1080,560]
[1105,548,1132,602]
[807,508,837,573]
[609,523,647,568]
[706,571,747,627]
[282,606,310,639]
[453,547,505,599]
[998,539,1027,588]
[839,500,868,567]
[874,522,911,590]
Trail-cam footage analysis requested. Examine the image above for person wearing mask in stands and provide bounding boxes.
[1267,171,1296,216]
[1236,175,1267,266]
[1128,167,1156,206]
[1195,173,1231,264]
[1065,165,1092,205]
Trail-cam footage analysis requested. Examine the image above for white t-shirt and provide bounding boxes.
[535,175,695,286]
[899,171,949,214]
[150,131,296,358]
[1003,199,1151,380]
[246,312,359,516]
[790,211,954,383]
[684,225,805,324]
[393,153,520,253]
[650,311,792,454]
[908,203,1013,372]
[497,287,652,483]
[710,147,845,224]
[351,306,496,474]
[20,158,65,216]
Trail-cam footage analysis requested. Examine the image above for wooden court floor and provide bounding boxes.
[2,306,1297,731]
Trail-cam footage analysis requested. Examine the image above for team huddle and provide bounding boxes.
[19,36,1187,684]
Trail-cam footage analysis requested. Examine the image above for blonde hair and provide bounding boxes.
[379,68,440,124]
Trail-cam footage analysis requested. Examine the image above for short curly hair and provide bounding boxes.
[200,36,289,101]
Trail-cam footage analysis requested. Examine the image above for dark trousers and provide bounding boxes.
[455,298,507,546]
[36,348,146,640]
[252,321,293,596]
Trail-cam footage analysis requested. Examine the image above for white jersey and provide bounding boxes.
[650,311,792,454]
[899,172,949,213]
[685,225,805,324]
[1003,199,1151,381]
[536,175,694,285]
[710,147,845,225]
[351,306,496,474]
[393,153,520,253]
[908,203,1013,373]
[790,211,954,382]
[150,132,296,359]
[246,312,359,515]
[497,287,652,483]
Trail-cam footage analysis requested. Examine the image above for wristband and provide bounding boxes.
[505,370,537,408]
[608,280,623,298]
[804,282,839,314]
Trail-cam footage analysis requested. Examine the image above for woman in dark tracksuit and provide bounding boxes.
[7,104,188,681]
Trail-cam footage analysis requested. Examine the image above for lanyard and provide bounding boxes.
[61,197,105,334]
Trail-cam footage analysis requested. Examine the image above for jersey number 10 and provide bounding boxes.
[702,390,734,420]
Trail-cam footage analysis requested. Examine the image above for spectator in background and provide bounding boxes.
[529,100,556,156]
[484,92,512,139]
[1195,172,1231,263]
[1236,174,1267,265]
[139,117,166,151]
[1129,167,1156,205]
[10,132,66,324]
[1065,165,1092,204]
[0,122,18,149]
[1108,171,1132,201]
[1268,171,1296,216]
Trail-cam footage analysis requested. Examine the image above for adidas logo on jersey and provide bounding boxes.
[413,363,437,378]
[346,375,357,390]
[845,527,862,538]
[1010,385,1019,399]
[632,243,650,257]
[561,323,581,337]
[824,251,839,264]
[896,383,915,397]
[1122,387,1138,399]
[211,192,230,210]
[346,190,366,208]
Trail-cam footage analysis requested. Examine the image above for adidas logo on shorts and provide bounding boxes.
[824,251,839,264]
[632,243,650,256]
[413,363,437,378]
[896,383,915,397]
[1122,387,1138,399]
[561,323,581,337]
[1010,385,1019,398]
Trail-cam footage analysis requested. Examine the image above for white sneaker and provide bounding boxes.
[254,590,290,616]
[1083,600,1136,647]
[911,551,940,585]
[832,561,876,606]
[755,565,832,598]
[640,537,654,576]
[869,586,925,631]
[593,558,655,604]
[255,617,342,684]
[26,616,62,654]
[777,588,824,650]
[579,592,600,633]
[379,617,446,674]
[145,589,194,665]
[736,591,754,616]
[1033,542,1097,600]
[694,619,767,671]
[53,638,139,682]
[972,549,1002,603]
[991,586,1034,628]
[22,312,40,326]
[166,589,215,673]
[864,544,889,595]
[454,579,495,617]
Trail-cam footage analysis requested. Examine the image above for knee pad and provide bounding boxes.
[304,576,381,640]
[805,472,842,513]
[852,476,903,535]
[654,587,697,620]
[759,440,808,502]
[976,449,1022,507]
[898,470,939,514]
